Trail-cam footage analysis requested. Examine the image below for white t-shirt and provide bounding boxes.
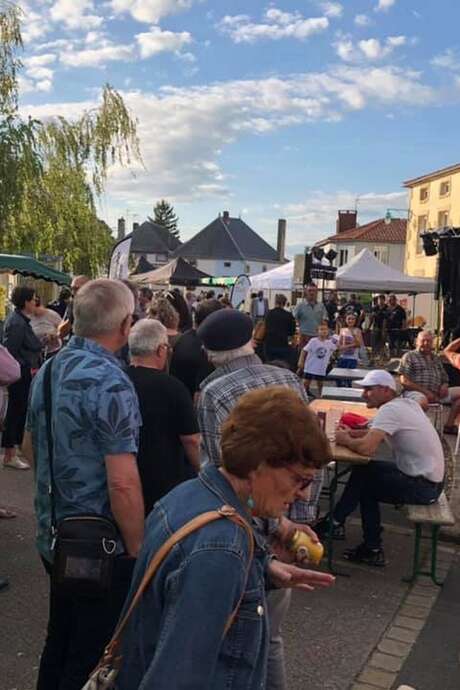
[371,397,444,483]
[256,299,266,317]
[303,336,337,376]
[338,327,360,360]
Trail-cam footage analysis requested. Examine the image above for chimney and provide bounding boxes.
[336,210,357,234]
[277,219,286,262]
[117,217,126,241]
[133,221,139,231]
[222,210,230,223]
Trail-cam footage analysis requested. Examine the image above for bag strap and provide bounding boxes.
[100,504,254,668]
[43,358,57,538]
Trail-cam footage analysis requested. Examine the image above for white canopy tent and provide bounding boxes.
[250,249,435,294]
[335,249,435,294]
[250,261,294,291]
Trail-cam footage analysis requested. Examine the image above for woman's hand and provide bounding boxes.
[268,559,335,591]
[270,517,320,564]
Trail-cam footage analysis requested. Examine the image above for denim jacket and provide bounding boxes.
[116,464,269,690]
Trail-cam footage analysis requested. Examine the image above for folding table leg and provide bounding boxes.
[403,524,421,584]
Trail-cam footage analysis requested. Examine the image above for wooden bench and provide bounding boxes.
[402,437,456,586]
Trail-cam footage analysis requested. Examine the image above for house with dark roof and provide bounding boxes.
[315,210,407,271]
[117,217,181,270]
[172,211,286,277]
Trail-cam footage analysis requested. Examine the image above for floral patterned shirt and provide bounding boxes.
[26,336,141,562]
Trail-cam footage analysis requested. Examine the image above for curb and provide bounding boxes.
[350,544,457,690]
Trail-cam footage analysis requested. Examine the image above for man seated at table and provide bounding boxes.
[399,330,460,434]
[316,370,444,567]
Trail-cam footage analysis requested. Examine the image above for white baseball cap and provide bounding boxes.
[357,370,397,391]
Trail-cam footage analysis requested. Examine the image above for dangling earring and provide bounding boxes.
[247,495,255,511]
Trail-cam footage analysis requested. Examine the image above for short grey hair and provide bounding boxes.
[74,279,134,338]
[416,330,434,345]
[129,319,167,356]
[206,340,254,367]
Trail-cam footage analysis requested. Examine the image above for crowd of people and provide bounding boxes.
[0,275,454,689]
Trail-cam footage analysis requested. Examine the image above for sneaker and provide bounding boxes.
[342,543,386,567]
[315,515,346,541]
[3,457,30,470]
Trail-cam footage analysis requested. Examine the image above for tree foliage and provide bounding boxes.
[0,2,141,276]
[153,199,180,241]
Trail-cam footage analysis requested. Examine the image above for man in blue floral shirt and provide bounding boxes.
[23,279,144,690]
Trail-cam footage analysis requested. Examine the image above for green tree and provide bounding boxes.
[153,199,180,242]
[0,2,141,276]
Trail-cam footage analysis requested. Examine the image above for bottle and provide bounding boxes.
[289,530,324,565]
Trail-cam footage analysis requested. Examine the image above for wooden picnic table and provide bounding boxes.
[328,367,372,381]
[309,399,375,465]
[310,399,376,572]
[321,386,365,402]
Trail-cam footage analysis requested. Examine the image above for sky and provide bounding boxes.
[18,0,460,256]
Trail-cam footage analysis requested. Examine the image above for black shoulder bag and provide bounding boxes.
[44,358,119,598]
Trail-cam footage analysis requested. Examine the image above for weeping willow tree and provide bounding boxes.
[0,2,141,275]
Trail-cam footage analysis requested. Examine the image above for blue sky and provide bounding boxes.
[19,0,460,255]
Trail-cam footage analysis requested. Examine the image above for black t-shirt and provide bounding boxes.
[264,307,296,348]
[324,300,338,328]
[169,329,214,398]
[127,366,199,515]
[387,305,406,330]
[372,305,388,330]
[339,301,363,319]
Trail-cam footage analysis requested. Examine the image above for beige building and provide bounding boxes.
[404,163,460,277]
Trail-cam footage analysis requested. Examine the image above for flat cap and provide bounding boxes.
[197,309,253,351]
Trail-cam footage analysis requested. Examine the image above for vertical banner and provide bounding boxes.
[108,236,132,280]
[230,274,251,309]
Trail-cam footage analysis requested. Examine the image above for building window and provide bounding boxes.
[419,187,429,202]
[416,215,428,254]
[245,264,251,274]
[224,261,231,267]
[440,180,451,197]
[262,265,267,272]
[339,249,348,266]
[438,210,450,228]
[188,258,197,266]
[374,246,389,264]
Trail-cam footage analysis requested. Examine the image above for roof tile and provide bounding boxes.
[316,218,406,246]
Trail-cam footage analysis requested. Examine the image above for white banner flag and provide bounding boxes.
[230,274,251,309]
[108,236,132,280]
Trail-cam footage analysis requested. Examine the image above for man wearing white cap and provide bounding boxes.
[316,369,445,566]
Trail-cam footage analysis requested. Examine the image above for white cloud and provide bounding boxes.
[21,66,434,205]
[50,0,103,30]
[431,49,460,72]
[136,27,192,58]
[24,54,57,68]
[59,44,134,68]
[335,35,407,62]
[375,0,396,12]
[319,2,343,18]
[110,0,196,24]
[18,75,53,94]
[21,2,51,43]
[218,8,329,44]
[354,14,372,27]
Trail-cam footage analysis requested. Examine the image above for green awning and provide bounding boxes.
[0,254,71,285]
[200,276,237,287]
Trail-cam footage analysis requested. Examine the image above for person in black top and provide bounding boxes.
[47,287,71,318]
[324,290,339,331]
[369,294,388,357]
[339,293,365,327]
[264,293,296,367]
[169,298,224,398]
[2,286,42,469]
[386,294,407,356]
[128,319,200,515]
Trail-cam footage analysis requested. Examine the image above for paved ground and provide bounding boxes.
[1,467,458,690]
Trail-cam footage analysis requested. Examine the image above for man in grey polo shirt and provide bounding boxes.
[294,284,327,348]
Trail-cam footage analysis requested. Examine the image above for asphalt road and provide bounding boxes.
[1,467,428,690]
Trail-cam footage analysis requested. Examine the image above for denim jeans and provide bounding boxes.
[37,556,135,690]
[333,461,443,549]
[266,589,292,690]
[336,357,358,388]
